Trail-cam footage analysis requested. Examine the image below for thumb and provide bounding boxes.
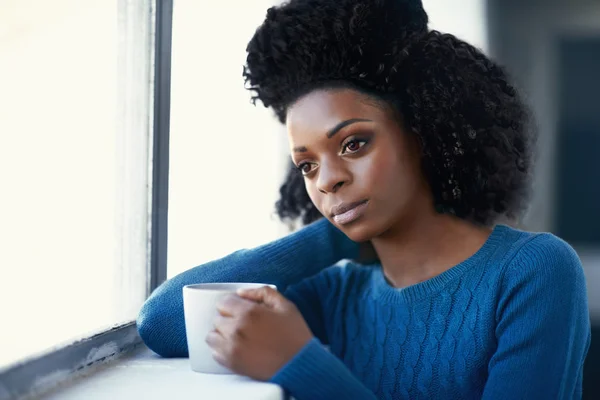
[237,286,283,308]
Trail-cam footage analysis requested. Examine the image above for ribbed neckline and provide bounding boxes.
[370,224,509,305]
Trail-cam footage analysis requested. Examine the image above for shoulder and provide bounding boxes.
[497,227,586,299]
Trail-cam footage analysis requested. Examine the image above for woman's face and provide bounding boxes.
[287,88,432,242]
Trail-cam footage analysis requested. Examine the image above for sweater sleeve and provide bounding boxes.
[136,218,359,357]
[271,338,377,400]
[482,234,591,399]
[274,266,377,400]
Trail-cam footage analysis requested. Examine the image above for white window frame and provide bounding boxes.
[0,1,172,398]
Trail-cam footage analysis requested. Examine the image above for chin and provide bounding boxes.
[336,219,381,243]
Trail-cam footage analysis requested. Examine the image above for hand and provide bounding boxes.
[206,286,313,381]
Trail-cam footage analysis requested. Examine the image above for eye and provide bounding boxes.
[296,162,317,176]
[341,138,368,154]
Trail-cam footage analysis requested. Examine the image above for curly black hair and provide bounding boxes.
[243,0,536,227]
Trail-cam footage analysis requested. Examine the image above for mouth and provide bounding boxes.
[331,199,369,225]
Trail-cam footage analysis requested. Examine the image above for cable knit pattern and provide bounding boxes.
[137,222,590,399]
[276,225,591,399]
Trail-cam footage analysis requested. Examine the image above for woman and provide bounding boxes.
[137,0,591,398]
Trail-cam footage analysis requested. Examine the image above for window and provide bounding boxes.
[167,0,287,278]
[0,0,153,369]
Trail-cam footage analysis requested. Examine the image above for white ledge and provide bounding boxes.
[39,346,284,400]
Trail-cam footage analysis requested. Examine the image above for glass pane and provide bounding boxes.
[167,0,286,278]
[0,0,151,368]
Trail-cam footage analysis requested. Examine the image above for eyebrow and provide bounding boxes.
[293,118,372,153]
[327,118,371,138]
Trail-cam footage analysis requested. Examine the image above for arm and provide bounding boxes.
[271,338,377,400]
[136,218,360,357]
[267,267,377,400]
[206,274,376,399]
[482,234,591,399]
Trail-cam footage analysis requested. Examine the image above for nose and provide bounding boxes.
[316,159,351,194]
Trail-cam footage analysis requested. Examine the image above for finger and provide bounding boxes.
[236,287,265,303]
[211,349,230,369]
[213,315,243,339]
[216,293,255,317]
[237,286,283,308]
[205,330,226,351]
[206,331,235,371]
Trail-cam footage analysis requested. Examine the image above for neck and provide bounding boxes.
[371,210,492,288]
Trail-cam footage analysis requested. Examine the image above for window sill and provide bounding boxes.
[38,345,284,400]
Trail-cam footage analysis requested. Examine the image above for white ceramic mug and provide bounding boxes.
[182,282,276,374]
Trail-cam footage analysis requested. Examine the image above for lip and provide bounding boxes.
[331,200,369,225]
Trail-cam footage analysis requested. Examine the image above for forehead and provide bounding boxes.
[286,89,386,139]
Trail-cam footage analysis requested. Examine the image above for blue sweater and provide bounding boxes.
[137,220,591,399]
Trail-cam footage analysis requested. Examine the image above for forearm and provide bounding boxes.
[137,218,359,357]
[271,338,377,400]
[251,218,360,290]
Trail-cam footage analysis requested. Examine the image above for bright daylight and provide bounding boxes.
[0,0,598,399]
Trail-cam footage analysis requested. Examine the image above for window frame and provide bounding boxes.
[0,0,173,398]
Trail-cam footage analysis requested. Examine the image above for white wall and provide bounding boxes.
[167,1,287,278]
[423,0,488,52]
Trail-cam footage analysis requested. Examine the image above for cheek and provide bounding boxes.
[359,147,405,190]
[305,181,325,212]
